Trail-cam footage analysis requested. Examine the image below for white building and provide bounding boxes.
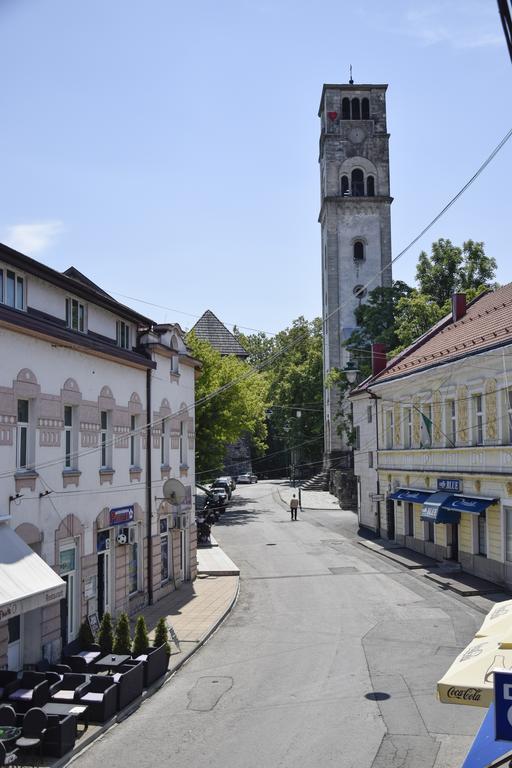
[0,243,200,670]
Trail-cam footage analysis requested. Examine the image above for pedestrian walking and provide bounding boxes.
[290,494,299,521]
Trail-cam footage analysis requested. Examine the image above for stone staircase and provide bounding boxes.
[300,471,329,491]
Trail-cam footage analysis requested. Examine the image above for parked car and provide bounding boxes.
[237,473,253,484]
[224,476,236,491]
[250,473,258,483]
[211,478,232,500]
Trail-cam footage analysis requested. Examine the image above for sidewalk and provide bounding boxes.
[277,483,341,511]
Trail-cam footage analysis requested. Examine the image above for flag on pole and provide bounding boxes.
[420,410,433,447]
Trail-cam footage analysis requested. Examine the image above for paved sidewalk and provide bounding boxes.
[277,484,341,511]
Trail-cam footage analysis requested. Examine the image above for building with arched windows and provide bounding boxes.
[319,82,393,462]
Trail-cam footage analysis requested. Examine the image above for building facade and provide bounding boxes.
[351,287,512,588]
[0,244,199,670]
[319,82,393,460]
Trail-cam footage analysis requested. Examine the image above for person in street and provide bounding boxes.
[290,494,299,521]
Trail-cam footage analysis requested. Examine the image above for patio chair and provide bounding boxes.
[77,676,117,723]
[131,644,169,687]
[5,672,49,712]
[0,706,16,726]
[0,741,18,766]
[50,673,88,703]
[0,673,17,702]
[63,639,101,673]
[42,713,77,758]
[111,662,144,710]
[15,707,47,762]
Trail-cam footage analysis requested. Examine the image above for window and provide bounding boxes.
[17,399,29,469]
[473,394,484,445]
[446,399,456,446]
[361,97,370,119]
[100,410,112,469]
[64,406,78,470]
[406,503,414,537]
[368,451,373,468]
[128,527,139,594]
[117,321,131,350]
[353,241,364,262]
[367,175,375,196]
[507,389,512,444]
[160,518,169,583]
[404,407,412,448]
[385,410,394,449]
[179,421,187,464]
[170,355,180,375]
[0,268,25,310]
[367,405,372,423]
[351,168,365,196]
[341,97,350,120]
[66,298,86,332]
[505,507,512,562]
[341,175,349,196]
[478,511,487,556]
[351,98,360,120]
[130,415,140,467]
[420,404,432,447]
[354,425,361,451]
[426,520,435,543]
[160,418,169,466]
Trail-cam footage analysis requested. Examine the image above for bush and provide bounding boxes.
[78,620,95,647]
[113,612,132,655]
[98,612,114,655]
[154,617,171,656]
[132,615,149,658]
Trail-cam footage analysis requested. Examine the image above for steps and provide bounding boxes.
[301,471,329,491]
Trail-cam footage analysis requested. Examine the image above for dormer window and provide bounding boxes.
[0,267,25,310]
[66,298,86,332]
[117,321,131,350]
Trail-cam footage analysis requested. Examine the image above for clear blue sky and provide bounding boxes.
[1,0,510,336]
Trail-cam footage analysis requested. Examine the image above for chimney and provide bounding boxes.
[371,343,387,377]
[452,293,467,322]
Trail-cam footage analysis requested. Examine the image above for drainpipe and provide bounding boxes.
[146,368,153,605]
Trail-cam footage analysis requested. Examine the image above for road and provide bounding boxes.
[72,481,486,768]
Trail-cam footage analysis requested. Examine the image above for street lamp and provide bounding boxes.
[343,360,359,385]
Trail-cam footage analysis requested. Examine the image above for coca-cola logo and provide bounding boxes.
[447,687,482,701]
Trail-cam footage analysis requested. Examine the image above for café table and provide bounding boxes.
[94,654,131,674]
[42,702,89,733]
[0,726,21,744]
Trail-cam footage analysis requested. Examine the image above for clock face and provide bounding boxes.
[349,127,366,144]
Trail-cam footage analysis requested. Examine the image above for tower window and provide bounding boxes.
[341,175,349,196]
[353,284,366,299]
[351,98,360,120]
[361,98,370,119]
[353,241,365,262]
[367,175,375,196]
[351,169,364,196]
[341,98,350,120]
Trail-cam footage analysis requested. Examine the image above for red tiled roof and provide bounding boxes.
[370,284,512,384]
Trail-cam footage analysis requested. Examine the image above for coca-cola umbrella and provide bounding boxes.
[437,636,512,707]
[474,599,512,638]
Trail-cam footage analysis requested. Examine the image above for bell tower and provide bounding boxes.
[319,81,393,460]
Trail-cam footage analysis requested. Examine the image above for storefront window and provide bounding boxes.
[129,529,139,594]
[160,517,169,583]
[406,503,414,536]
[506,507,512,562]
[59,548,76,574]
[478,512,487,557]
[426,520,435,543]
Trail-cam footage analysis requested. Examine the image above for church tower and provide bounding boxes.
[319,81,393,460]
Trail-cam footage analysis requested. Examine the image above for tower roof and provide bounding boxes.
[318,83,388,116]
[191,310,248,358]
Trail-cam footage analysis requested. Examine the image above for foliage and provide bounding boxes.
[232,327,276,367]
[132,615,149,657]
[98,612,114,655]
[154,617,171,656]
[393,291,446,352]
[186,331,270,479]
[78,620,95,647]
[113,612,132,655]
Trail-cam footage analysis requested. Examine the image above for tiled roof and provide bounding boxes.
[191,310,248,358]
[371,283,512,384]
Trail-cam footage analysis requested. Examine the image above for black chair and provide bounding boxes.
[77,676,118,723]
[50,673,88,703]
[63,640,101,673]
[0,673,17,702]
[15,707,47,761]
[5,672,49,712]
[131,644,169,687]
[0,741,18,766]
[42,713,76,758]
[111,662,144,710]
[0,706,16,726]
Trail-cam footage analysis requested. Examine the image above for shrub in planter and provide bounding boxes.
[78,620,95,647]
[132,615,149,657]
[113,612,132,655]
[154,617,171,657]
[98,612,114,655]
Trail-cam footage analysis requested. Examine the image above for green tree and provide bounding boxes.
[458,240,497,293]
[393,291,446,352]
[132,615,149,657]
[233,328,276,367]
[113,612,132,654]
[78,620,95,647]
[98,612,114,655]
[154,617,171,656]
[186,331,269,478]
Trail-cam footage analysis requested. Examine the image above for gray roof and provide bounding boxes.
[192,310,248,358]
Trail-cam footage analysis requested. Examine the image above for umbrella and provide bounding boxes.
[476,600,512,638]
[437,636,512,707]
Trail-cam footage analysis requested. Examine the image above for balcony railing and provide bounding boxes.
[377,446,512,475]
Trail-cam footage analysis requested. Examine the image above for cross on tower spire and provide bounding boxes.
[349,64,354,84]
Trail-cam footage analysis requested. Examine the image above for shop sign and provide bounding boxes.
[494,670,512,740]
[0,603,18,621]
[84,576,96,600]
[59,548,76,574]
[446,686,482,703]
[45,587,66,603]
[421,504,438,521]
[437,478,462,493]
[110,505,134,526]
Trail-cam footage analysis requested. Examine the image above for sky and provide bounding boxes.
[0,0,510,337]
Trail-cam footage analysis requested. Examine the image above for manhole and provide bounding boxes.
[266,543,277,546]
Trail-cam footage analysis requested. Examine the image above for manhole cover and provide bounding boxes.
[266,543,277,546]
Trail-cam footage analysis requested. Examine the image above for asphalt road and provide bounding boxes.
[71,481,486,768]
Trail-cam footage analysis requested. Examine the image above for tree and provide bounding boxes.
[393,291,446,352]
[98,612,114,655]
[113,612,132,655]
[154,617,171,656]
[78,620,95,647]
[233,328,276,367]
[458,240,497,293]
[186,332,269,479]
[132,615,149,657]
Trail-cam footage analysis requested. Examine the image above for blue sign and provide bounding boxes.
[110,505,134,526]
[494,670,512,741]
[437,478,462,492]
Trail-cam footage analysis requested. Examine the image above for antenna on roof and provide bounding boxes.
[349,64,354,85]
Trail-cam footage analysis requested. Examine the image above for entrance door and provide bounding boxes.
[97,550,111,619]
[450,524,459,561]
[7,616,22,671]
[179,529,185,580]
[386,499,395,540]
[59,546,78,644]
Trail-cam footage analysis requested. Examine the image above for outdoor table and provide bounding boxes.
[94,654,131,674]
[0,726,21,743]
[42,703,89,733]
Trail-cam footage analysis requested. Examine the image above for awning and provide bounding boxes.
[0,525,66,622]
[421,492,461,524]
[389,488,431,504]
[441,495,497,515]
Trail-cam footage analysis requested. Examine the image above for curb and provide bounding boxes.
[62,576,240,767]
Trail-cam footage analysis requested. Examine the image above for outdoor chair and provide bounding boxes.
[5,672,49,712]
[42,713,77,758]
[50,673,88,703]
[111,662,144,710]
[0,673,17,702]
[63,639,101,673]
[77,676,117,723]
[0,741,18,766]
[131,644,169,687]
[15,707,47,762]
[0,706,16,726]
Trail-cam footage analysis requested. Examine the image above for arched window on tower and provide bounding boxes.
[341,175,349,196]
[367,175,375,197]
[341,98,350,120]
[353,241,365,263]
[351,168,364,196]
[361,98,370,119]
[351,98,360,120]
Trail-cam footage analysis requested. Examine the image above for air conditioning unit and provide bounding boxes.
[105,538,111,550]
[117,531,128,545]
[128,527,137,544]
[176,513,189,530]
